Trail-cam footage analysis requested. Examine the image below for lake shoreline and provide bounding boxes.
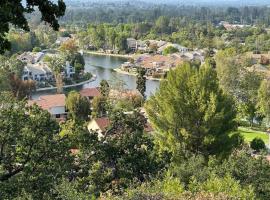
[36,75,97,92]
[114,68,162,81]
[85,51,134,59]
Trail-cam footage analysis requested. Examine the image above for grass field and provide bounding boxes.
[237,127,269,144]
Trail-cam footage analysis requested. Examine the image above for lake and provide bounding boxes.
[32,53,160,99]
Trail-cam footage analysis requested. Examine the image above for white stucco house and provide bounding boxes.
[28,94,67,121]
[65,61,76,78]
[22,62,53,82]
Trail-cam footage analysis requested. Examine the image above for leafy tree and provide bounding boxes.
[145,63,237,159]
[32,47,42,52]
[92,96,108,118]
[115,34,128,52]
[257,79,270,125]
[54,179,93,200]
[155,16,170,34]
[0,93,73,199]
[66,91,90,121]
[216,147,270,200]
[110,173,255,200]
[188,174,255,200]
[59,39,78,56]
[136,67,146,98]
[250,137,266,152]
[100,80,110,97]
[0,0,66,53]
[47,56,65,94]
[94,111,161,194]
[71,53,85,73]
[216,49,262,126]
[163,46,179,55]
[0,55,35,99]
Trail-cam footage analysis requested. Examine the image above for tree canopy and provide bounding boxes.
[0,93,72,199]
[0,0,66,53]
[145,63,238,159]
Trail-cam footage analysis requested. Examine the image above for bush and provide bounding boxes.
[32,47,42,52]
[163,46,179,55]
[250,137,266,152]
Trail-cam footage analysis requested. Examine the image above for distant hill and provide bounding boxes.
[64,0,270,7]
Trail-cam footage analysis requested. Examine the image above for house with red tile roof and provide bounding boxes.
[88,116,154,139]
[88,117,110,139]
[28,94,67,121]
[80,87,101,101]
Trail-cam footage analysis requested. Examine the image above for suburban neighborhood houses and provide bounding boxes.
[22,60,76,84]
[118,38,206,79]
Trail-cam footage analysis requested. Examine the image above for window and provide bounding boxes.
[55,114,61,118]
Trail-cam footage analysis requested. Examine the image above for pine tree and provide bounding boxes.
[145,63,237,158]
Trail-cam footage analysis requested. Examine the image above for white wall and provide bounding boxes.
[49,106,66,115]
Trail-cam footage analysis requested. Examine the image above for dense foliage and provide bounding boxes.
[145,63,238,159]
[0,0,66,53]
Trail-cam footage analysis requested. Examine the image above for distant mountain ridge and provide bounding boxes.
[64,0,270,7]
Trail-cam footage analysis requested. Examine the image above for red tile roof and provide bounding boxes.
[140,55,183,69]
[95,117,110,132]
[94,117,153,133]
[80,88,101,98]
[144,123,154,133]
[28,94,66,110]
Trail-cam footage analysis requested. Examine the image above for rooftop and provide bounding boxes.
[95,117,110,132]
[28,94,66,110]
[80,88,101,98]
[139,55,183,69]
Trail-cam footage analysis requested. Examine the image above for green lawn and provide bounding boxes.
[237,127,269,144]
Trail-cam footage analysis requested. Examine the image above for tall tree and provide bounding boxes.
[66,91,90,121]
[0,55,35,99]
[47,56,65,94]
[0,0,66,53]
[92,96,108,118]
[136,67,146,99]
[99,79,110,98]
[145,63,237,158]
[257,79,270,125]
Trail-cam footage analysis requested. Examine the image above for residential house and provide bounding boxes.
[248,53,270,65]
[55,37,71,45]
[175,49,205,63]
[138,54,183,76]
[80,87,101,102]
[65,61,76,78]
[88,116,153,140]
[87,117,110,139]
[28,94,67,121]
[18,52,45,64]
[220,21,251,31]
[109,89,142,101]
[120,62,137,73]
[127,38,137,50]
[22,62,53,82]
[158,43,188,54]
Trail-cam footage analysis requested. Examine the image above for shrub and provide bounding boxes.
[250,137,266,152]
[32,47,42,52]
[163,46,179,55]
